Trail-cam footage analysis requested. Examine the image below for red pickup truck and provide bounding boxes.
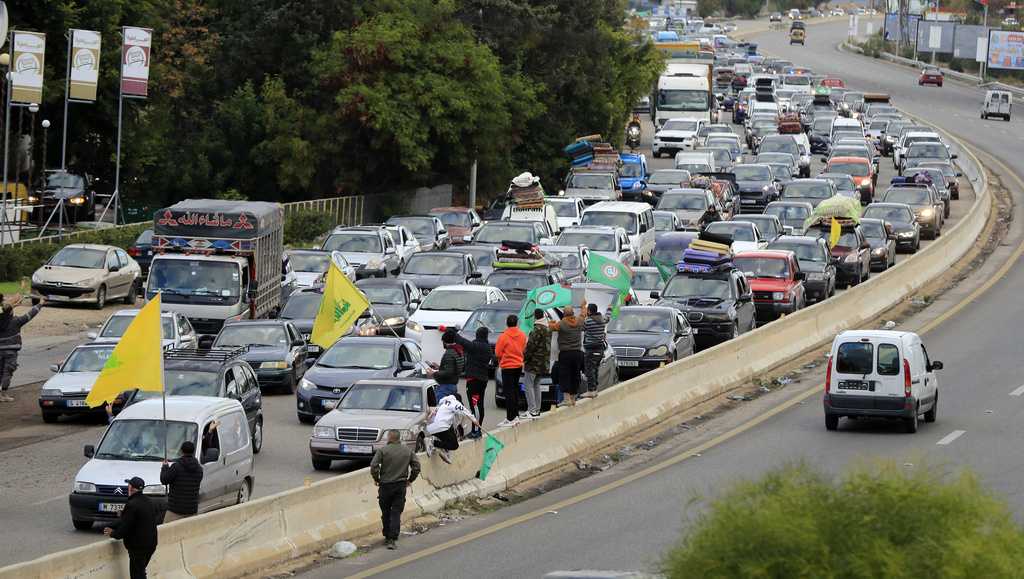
[733,250,807,321]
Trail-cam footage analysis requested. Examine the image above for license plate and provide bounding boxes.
[839,380,869,390]
[741,199,756,204]
[617,360,639,367]
[98,502,125,513]
[341,444,373,454]
[49,294,69,301]
[322,399,338,410]
[146,250,152,256]
[66,400,88,408]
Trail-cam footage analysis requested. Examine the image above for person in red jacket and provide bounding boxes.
[494,314,527,426]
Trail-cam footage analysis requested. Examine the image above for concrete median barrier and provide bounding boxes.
[0,52,994,579]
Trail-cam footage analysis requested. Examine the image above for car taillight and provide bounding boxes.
[903,358,912,397]
[824,356,833,394]
[128,247,141,257]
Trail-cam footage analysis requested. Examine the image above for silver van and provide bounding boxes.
[69,396,256,530]
[824,330,943,433]
[580,202,657,265]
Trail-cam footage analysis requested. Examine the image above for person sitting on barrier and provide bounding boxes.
[424,393,478,465]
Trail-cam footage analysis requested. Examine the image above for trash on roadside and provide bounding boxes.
[327,541,357,559]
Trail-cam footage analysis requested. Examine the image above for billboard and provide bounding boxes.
[885,13,921,45]
[11,31,45,104]
[69,29,101,102]
[916,20,955,53]
[953,25,988,59]
[121,27,152,97]
[988,30,1024,70]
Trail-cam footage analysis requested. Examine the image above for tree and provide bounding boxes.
[662,463,1024,578]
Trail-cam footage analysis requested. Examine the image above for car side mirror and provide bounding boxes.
[202,448,220,464]
[84,445,95,458]
[410,298,421,306]
[469,271,483,279]
[86,331,97,340]
[399,360,417,371]
[649,290,660,300]
[108,264,120,272]
[794,271,806,281]
[929,360,944,371]
[49,364,60,372]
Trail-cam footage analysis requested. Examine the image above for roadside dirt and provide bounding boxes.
[6,299,125,338]
[0,381,105,453]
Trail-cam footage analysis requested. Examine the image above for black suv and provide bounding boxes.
[652,269,757,349]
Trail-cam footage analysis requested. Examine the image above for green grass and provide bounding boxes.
[0,280,27,297]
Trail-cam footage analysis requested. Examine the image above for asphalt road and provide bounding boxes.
[296,18,1024,579]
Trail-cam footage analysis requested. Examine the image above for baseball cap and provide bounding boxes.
[125,476,146,489]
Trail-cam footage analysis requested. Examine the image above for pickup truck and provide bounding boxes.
[732,250,806,321]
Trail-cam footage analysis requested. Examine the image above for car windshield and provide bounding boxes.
[420,290,488,311]
[706,222,755,241]
[734,256,790,279]
[608,310,672,333]
[580,211,637,234]
[863,206,913,223]
[405,254,464,275]
[475,224,535,244]
[556,232,616,251]
[735,217,777,237]
[663,276,731,299]
[63,346,115,372]
[464,308,514,335]
[288,253,330,273]
[861,221,886,238]
[620,163,644,178]
[163,370,220,397]
[885,189,930,205]
[281,293,322,319]
[545,250,581,270]
[388,217,436,238]
[632,271,664,290]
[766,205,811,226]
[810,228,859,248]
[340,384,423,413]
[907,144,949,159]
[568,173,614,189]
[784,75,811,85]
[662,120,700,132]
[869,120,889,131]
[215,325,287,348]
[318,342,394,369]
[95,420,198,462]
[101,316,175,340]
[148,260,241,299]
[360,285,406,306]
[486,271,547,293]
[431,211,471,228]
[455,247,495,267]
[323,233,382,253]
[760,140,798,154]
[734,165,771,181]
[49,247,106,269]
[549,201,579,217]
[784,182,832,199]
[45,172,85,189]
[822,175,856,192]
[658,89,709,111]
[654,213,676,231]
[828,162,869,177]
[769,241,826,262]
[812,118,833,132]
[677,163,712,174]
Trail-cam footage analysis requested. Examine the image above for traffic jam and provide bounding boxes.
[19,18,966,532]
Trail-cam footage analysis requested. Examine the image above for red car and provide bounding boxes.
[428,206,482,245]
[733,250,806,321]
[918,66,943,87]
[820,77,846,89]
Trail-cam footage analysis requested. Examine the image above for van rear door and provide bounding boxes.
[832,338,905,400]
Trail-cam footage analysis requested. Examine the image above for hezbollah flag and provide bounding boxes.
[86,294,164,408]
[311,261,370,349]
[652,255,675,282]
[829,217,842,248]
[518,283,573,332]
[586,252,633,316]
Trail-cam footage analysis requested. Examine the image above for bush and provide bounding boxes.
[284,209,335,247]
[0,223,150,282]
[662,462,1024,578]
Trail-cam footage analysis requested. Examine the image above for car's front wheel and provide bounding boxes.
[72,519,93,531]
[312,456,332,471]
[251,418,264,454]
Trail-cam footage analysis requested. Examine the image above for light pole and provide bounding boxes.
[27,103,38,199]
[41,119,50,192]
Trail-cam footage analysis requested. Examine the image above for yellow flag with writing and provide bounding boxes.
[829,218,842,248]
[311,262,370,349]
[86,294,164,408]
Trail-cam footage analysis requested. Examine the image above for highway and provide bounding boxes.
[295,18,1024,579]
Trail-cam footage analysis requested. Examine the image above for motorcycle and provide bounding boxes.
[625,116,642,150]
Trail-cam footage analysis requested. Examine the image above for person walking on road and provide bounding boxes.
[430,328,465,400]
[495,315,527,426]
[454,326,494,439]
[160,441,204,523]
[103,476,159,579]
[0,295,43,403]
[582,302,608,398]
[425,393,478,463]
[370,430,421,550]
[522,309,551,419]
[549,305,584,407]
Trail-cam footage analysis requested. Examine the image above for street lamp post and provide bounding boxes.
[27,103,38,201]
[41,119,50,194]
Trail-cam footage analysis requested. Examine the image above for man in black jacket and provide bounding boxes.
[0,295,43,403]
[104,476,159,579]
[429,328,465,400]
[160,441,204,523]
[454,326,494,439]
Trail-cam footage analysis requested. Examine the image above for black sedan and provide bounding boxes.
[126,229,154,278]
[355,278,424,338]
[213,320,309,394]
[766,236,837,303]
[862,203,920,253]
[397,251,482,292]
[279,289,325,349]
[607,306,694,379]
[732,164,781,213]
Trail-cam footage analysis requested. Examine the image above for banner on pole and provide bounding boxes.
[11,31,45,104]
[69,29,101,102]
[121,27,152,97]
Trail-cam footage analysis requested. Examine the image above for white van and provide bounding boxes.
[982,90,1012,121]
[823,330,943,433]
[674,150,719,174]
[579,201,656,264]
[69,397,256,530]
[501,203,561,236]
[830,117,864,141]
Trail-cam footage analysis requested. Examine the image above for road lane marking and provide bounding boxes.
[936,430,966,446]
[1009,385,1024,396]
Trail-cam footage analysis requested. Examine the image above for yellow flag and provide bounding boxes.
[311,262,369,349]
[86,294,164,408]
[829,218,842,248]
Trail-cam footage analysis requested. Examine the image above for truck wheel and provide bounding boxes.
[94,286,107,310]
[72,519,93,531]
[825,414,839,431]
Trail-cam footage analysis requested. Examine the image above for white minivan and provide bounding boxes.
[579,201,656,265]
[823,330,943,433]
[69,397,256,530]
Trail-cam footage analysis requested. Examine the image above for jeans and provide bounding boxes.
[378,481,407,541]
[466,378,486,434]
[584,348,603,393]
[523,371,542,415]
[501,367,522,421]
[128,548,155,579]
[0,351,18,392]
[557,350,584,396]
[436,383,457,400]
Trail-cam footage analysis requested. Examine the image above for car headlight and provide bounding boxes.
[40,388,62,397]
[300,378,316,391]
[143,484,167,496]
[73,481,97,494]
[313,426,335,439]
[898,231,915,238]
[872,248,886,256]
[921,208,934,218]
[75,278,96,287]
[647,345,669,357]
[27,195,40,204]
[260,361,288,369]
[845,254,859,263]
[366,258,384,269]
[382,317,406,327]
[406,320,423,332]
[772,292,786,301]
[762,185,770,191]
[807,272,824,280]
[632,182,643,190]
[69,196,86,205]
[32,272,41,284]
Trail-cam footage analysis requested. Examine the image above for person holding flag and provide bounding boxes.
[582,302,609,398]
[311,260,370,351]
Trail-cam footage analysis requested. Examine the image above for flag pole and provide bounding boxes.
[158,292,167,461]
[369,306,403,339]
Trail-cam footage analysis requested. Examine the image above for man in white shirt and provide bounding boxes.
[425,394,479,464]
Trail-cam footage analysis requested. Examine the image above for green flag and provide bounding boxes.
[586,252,633,294]
[518,283,573,332]
[652,256,675,282]
[478,434,505,481]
